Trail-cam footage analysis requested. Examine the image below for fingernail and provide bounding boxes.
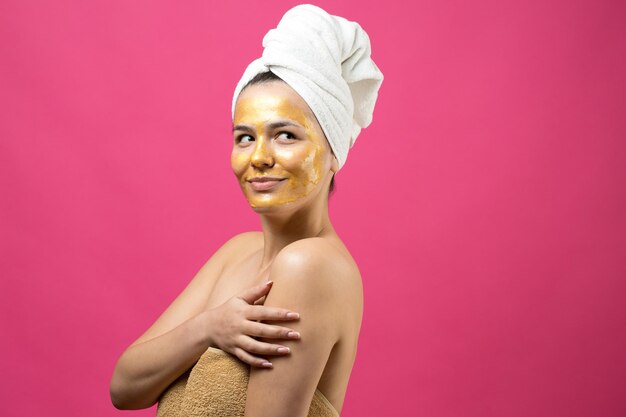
[286,312,299,319]
[261,361,273,368]
[266,281,273,286]
[277,346,290,354]
[287,331,300,339]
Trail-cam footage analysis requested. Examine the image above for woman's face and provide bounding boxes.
[231,81,337,211]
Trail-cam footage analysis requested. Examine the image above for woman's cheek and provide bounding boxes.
[305,146,325,186]
[297,143,326,193]
[298,150,327,199]
[274,147,298,168]
[231,151,249,181]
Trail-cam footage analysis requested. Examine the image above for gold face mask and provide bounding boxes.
[231,81,335,210]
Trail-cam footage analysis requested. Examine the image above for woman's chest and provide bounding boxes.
[205,251,272,309]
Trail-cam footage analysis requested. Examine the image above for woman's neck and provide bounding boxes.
[257,199,333,269]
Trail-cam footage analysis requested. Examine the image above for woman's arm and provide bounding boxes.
[244,239,356,417]
[110,233,301,409]
[110,307,213,409]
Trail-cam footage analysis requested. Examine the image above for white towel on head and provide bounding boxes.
[231,4,384,170]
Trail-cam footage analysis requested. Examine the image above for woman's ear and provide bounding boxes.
[330,155,339,173]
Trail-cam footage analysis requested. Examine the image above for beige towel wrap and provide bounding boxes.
[157,347,339,417]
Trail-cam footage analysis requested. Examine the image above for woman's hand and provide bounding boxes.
[203,281,301,368]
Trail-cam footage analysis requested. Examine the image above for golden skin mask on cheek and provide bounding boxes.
[231,84,331,209]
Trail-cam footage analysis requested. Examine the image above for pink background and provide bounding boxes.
[1,1,625,416]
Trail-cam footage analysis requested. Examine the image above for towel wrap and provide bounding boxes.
[157,347,339,417]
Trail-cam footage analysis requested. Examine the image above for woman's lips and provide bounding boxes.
[247,177,286,191]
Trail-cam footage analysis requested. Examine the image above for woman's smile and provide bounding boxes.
[247,177,287,191]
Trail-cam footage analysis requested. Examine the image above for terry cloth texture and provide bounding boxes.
[157,347,339,417]
[231,4,384,170]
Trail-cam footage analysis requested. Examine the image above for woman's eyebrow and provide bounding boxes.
[232,120,304,133]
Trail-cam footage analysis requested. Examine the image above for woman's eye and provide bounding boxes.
[276,132,297,143]
[236,135,254,145]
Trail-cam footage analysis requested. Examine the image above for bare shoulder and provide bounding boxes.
[217,231,263,256]
[206,231,261,267]
[273,237,361,284]
[269,237,363,332]
[183,231,262,284]
[226,230,263,244]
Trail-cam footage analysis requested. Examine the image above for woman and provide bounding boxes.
[110,5,383,416]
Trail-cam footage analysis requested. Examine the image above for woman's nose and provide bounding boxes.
[250,137,275,168]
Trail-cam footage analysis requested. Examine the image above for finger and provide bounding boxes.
[246,305,300,321]
[238,335,292,356]
[238,281,273,305]
[233,347,273,368]
[243,321,301,340]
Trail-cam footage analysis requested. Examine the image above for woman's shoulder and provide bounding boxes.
[267,237,363,342]
[199,231,264,277]
[222,230,264,248]
[214,231,263,257]
[277,237,355,267]
[272,237,362,298]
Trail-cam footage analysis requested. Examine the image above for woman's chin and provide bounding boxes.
[245,195,311,215]
[248,200,294,214]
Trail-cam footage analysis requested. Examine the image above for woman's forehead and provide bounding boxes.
[234,82,316,126]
